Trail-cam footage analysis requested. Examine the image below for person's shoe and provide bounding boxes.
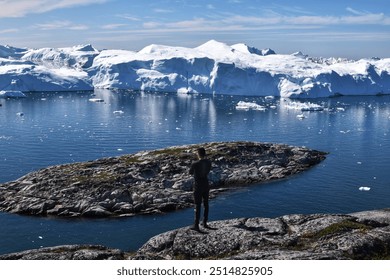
[202,222,211,229]
[190,224,200,232]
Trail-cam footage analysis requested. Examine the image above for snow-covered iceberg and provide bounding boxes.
[0,45,95,93]
[1,40,389,98]
[0,90,26,98]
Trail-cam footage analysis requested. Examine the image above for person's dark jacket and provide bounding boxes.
[189,159,212,190]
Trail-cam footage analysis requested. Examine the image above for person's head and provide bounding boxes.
[197,147,206,159]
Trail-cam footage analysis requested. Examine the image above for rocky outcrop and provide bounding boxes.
[1,209,388,260]
[0,141,326,218]
[132,209,390,260]
[0,245,124,260]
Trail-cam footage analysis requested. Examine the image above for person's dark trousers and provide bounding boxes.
[193,189,209,226]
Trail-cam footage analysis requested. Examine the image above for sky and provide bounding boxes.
[0,0,389,59]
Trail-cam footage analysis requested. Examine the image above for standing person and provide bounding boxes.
[189,147,212,231]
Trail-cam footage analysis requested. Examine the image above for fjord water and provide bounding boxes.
[0,90,389,255]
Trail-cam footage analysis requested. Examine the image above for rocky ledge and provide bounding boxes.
[1,209,389,260]
[133,209,390,260]
[0,141,326,218]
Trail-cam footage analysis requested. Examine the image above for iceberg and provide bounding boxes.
[0,90,26,98]
[236,101,266,111]
[0,79,26,98]
[0,40,389,98]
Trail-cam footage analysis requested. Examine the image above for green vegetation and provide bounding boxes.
[148,146,192,157]
[289,219,374,252]
[311,219,372,239]
[121,155,142,164]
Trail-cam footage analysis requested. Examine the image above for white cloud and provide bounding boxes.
[227,13,389,26]
[117,14,141,22]
[341,13,387,25]
[34,20,89,30]
[143,21,162,29]
[153,8,173,13]
[101,23,128,30]
[0,28,18,34]
[346,7,365,16]
[0,0,108,18]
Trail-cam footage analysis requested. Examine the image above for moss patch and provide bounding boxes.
[312,220,372,239]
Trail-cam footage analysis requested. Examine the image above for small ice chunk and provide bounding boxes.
[89,98,104,102]
[16,112,24,116]
[358,186,371,191]
[236,101,266,111]
[113,110,124,114]
[284,101,324,111]
[296,114,305,119]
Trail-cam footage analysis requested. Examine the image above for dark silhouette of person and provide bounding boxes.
[189,147,212,231]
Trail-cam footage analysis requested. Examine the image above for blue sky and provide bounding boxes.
[0,0,389,58]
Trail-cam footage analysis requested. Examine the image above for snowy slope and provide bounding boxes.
[21,44,99,69]
[0,45,95,93]
[1,40,389,98]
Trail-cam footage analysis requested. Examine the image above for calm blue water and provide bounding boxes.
[0,90,389,255]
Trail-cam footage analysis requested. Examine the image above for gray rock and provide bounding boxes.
[0,245,124,260]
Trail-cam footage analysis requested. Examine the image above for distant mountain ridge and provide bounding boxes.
[1,40,389,98]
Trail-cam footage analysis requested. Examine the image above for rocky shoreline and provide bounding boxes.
[0,141,326,218]
[1,209,389,260]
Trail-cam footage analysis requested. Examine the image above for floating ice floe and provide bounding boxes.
[88,98,104,102]
[16,112,24,116]
[284,101,324,111]
[113,110,124,114]
[296,114,306,119]
[358,186,371,191]
[236,101,266,111]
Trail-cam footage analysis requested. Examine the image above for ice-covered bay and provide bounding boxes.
[1,91,390,255]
